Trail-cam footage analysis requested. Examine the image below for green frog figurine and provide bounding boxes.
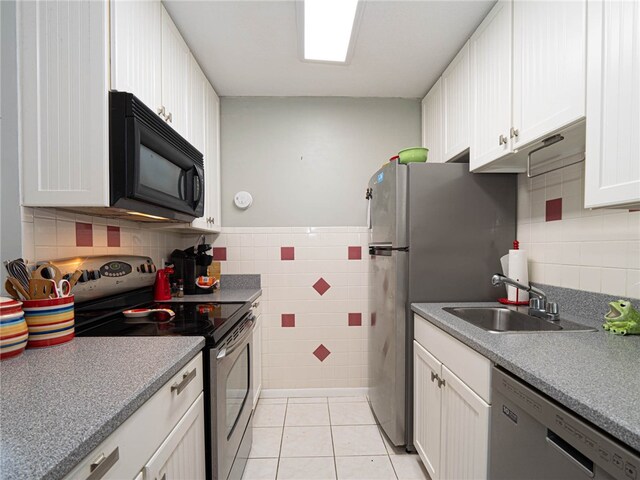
[602,300,640,335]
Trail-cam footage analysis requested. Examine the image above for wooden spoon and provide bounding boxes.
[29,278,55,300]
[4,278,28,300]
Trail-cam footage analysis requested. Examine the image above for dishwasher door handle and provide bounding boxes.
[546,430,594,478]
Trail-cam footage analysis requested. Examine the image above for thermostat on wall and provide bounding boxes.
[234,191,253,209]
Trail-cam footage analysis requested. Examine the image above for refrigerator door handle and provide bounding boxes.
[368,245,409,256]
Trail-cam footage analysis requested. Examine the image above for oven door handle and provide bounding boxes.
[216,315,256,360]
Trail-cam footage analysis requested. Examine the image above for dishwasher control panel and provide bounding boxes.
[493,367,639,480]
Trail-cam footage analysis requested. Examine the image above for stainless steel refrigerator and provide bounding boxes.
[367,161,516,449]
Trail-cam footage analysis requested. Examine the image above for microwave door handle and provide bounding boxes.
[178,170,186,200]
[193,170,203,205]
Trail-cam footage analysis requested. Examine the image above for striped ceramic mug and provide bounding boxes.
[22,295,75,348]
[0,297,29,360]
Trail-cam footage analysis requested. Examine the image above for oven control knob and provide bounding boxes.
[78,270,90,283]
[88,270,100,281]
[150,264,157,273]
[139,264,146,273]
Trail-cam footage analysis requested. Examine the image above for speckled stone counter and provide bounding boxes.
[411,302,640,453]
[0,336,205,480]
[166,274,261,304]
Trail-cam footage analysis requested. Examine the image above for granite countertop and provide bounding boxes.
[412,302,640,452]
[0,337,205,480]
[165,288,261,304]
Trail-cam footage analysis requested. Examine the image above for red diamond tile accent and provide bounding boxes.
[281,314,296,328]
[313,344,331,362]
[545,198,562,222]
[212,247,227,261]
[107,226,120,247]
[75,222,93,247]
[281,246,295,261]
[348,313,362,326]
[348,246,362,260]
[312,277,331,296]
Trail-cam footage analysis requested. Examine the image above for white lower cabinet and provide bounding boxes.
[413,315,491,480]
[62,353,205,480]
[144,393,206,480]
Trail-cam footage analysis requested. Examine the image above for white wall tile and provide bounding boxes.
[517,169,640,297]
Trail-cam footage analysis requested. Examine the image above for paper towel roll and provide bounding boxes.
[507,249,529,303]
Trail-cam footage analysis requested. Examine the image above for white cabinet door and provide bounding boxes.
[440,366,490,480]
[469,0,512,171]
[442,42,470,161]
[205,84,222,230]
[585,0,640,208]
[253,314,263,408]
[144,393,206,480]
[413,341,442,480]
[19,0,109,207]
[512,0,586,149]
[161,6,190,140]
[110,0,162,113]
[421,79,444,163]
[188,54,206,154]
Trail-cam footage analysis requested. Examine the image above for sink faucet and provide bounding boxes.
[491,274,560,321]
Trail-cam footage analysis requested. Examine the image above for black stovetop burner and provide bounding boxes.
[74,288,249,346]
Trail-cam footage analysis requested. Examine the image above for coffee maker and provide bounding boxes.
[169,236,213,295]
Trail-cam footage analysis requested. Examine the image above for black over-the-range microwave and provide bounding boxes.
[109,91,204,222]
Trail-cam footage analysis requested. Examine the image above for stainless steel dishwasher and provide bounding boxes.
[490,367,639,480]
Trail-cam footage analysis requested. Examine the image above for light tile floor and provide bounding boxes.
[243,396,430,480]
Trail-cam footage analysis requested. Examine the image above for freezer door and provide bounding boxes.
[368,247,408,446]
[368,163,408,248]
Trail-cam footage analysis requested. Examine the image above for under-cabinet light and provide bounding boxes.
[126,211,169,221]
[304,0,359,62]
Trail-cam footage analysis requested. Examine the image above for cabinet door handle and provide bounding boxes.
[430,371,438,382]
[438,378,446,388]
[86,447,119,480]
[171,368,196,395]
[157,106,166,117]
[165,112,172,123]
[499,134,508,145]
[510,127,519,139]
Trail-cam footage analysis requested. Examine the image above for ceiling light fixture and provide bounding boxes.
[303,0,359,63]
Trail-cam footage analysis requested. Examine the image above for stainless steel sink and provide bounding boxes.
[442,307,597,333]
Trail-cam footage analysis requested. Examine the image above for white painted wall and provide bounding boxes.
[220,97,421,227]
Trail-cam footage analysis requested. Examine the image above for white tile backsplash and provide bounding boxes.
[21,207,186,267]
[518,165,640,298]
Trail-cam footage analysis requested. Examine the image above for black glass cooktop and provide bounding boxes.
[76,296,249,346]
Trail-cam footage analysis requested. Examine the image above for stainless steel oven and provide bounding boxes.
[210,311,256,480]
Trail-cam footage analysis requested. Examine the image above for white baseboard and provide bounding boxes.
[260,387,369,398]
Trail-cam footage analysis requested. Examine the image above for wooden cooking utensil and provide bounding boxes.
[67,269,83,290]
[29,279,55,300]
[33,263,62,283]
[4,278,27,300]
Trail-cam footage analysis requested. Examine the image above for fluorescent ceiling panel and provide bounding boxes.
[304,0,358,62]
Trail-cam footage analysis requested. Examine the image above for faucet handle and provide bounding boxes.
[546,302,560,320]
[530,297,542,311]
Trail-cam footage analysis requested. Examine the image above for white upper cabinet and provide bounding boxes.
[512,0,586,149]
[188,55,207,154]
[189,76,221,233]
[161,6,191,140]
[19,0,110,207]
[422,79,444,163]
[110,0,162,113]
[470,0,587,172]
[442,42,470,161]
[585,0,640,209]
[469,0,513,171]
